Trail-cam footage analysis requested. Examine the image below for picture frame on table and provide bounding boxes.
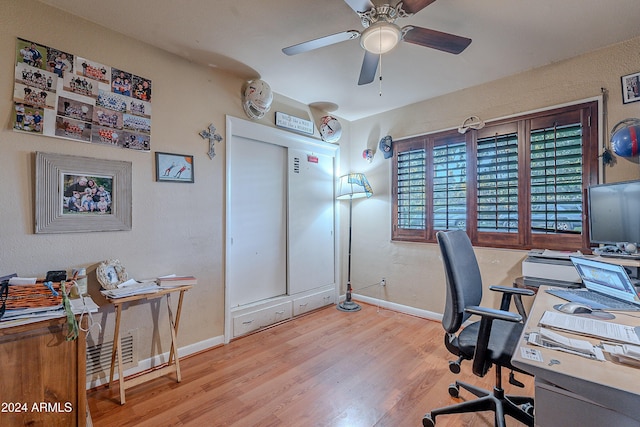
[96,259,128,290]
[621,71,640,104]
[35,151,132,233]
[155,152,194,183]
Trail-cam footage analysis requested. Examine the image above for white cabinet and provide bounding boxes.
[226,116,339,341]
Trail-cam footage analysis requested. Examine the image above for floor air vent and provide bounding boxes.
[86,330,138,376]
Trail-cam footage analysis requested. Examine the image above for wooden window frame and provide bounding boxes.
[392,101,599,251]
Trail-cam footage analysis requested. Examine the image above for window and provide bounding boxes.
[392,101,598,251]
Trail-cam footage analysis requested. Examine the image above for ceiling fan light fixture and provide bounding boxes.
[360,22,401,54]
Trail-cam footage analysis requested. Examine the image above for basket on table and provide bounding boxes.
[3,281,63,311]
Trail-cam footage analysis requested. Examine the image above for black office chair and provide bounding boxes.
[423,230,535,427]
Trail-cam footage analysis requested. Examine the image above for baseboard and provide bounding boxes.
[86,335,225,390]
[350,293,443,322]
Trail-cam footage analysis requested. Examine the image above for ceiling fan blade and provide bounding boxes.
[400,0,437,14]
[343,0,374,14]
[282,30,360,56]
[358,51,379,85]
[403,26,471,54]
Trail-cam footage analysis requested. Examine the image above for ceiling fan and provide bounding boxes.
[282,0,471,86]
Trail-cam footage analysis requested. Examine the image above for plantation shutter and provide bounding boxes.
[393,141,427,240]
[530,121,583,234]
[432,141,467,230]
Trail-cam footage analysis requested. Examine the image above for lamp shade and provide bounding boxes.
[336,173,373,200]
[360,22,402,54]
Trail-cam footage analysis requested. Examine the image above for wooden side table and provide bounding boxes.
[106,285,192,404]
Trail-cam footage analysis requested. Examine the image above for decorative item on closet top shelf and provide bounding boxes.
[319,115,342,143]
[96,259,128,290]
[242,79,273,120]
[275,111,314,135]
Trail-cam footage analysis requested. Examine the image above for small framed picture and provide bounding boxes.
[621,71,640,104]
[155,152,194,183]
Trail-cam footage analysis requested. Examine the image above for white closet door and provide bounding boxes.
[228,136,287,307]
[288,149,335,294]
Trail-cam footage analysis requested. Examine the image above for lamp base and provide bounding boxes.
[337,300,361,312]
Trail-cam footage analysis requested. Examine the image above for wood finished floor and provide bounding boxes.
[87,303,533,427]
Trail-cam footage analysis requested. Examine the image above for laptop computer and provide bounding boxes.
[545,256,640,311]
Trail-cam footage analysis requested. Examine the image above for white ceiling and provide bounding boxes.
[38,0,640,121]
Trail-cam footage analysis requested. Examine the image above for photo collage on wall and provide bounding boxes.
[12,38,152,151]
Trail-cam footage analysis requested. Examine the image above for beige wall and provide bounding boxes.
[2,0,640,375]
[347,36,640,312]
[0,0,275,377]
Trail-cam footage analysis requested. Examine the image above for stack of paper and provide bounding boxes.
[602,343,640,367]
[528,327,605,360]
[539,310,640,345]
[101,280,159,298]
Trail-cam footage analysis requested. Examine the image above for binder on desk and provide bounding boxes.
[539,310,640,345]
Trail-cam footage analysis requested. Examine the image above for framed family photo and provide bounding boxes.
[621,71,640,104]
[35,151,132,233]
[155,152,194,183]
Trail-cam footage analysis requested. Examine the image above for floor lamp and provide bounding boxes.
[336,173,373,312]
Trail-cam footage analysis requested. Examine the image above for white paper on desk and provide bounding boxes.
[117,278,139,288]
[602,343,640,367]
[539,310,640,345]
[69,296,99,314]
[528,328,605,360]
[540,328,595,353]
[8,277,37,285]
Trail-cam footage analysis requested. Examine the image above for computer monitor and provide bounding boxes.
[588,180,640,247]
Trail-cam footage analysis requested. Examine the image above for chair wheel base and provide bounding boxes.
[422,414,435,427]
[521,402,534,417]
[448,383,459,398]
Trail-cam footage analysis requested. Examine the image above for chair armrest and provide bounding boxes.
[489,285,534,319]
[489,285,535,297]
[464,305,522,377]
[464,305,522,323]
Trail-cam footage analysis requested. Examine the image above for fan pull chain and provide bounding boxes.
[378,31,383,96]
[379,52,383,96]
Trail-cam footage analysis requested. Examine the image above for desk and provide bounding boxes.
[512,286,640,426]
[107,285,191,404]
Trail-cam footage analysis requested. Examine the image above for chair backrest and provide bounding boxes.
[436,230,483,334]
